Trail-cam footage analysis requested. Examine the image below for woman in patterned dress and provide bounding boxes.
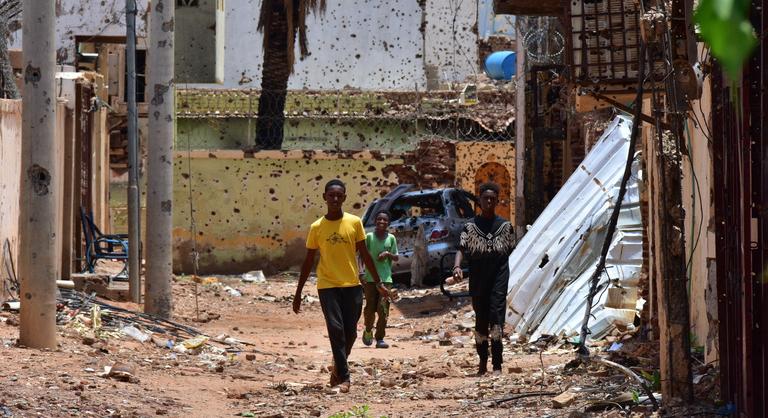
[449,182,516,375]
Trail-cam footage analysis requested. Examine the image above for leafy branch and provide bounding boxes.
[694,0,757,80]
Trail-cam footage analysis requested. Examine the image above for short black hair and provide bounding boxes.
[478,182,500,196]
[324,179,346,192]
[375,210,391,220]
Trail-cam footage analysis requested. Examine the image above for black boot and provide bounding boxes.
[491,339,503,372]
[476,340,489,375]
[490,324,504,372]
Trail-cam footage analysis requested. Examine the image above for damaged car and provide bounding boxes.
[361,184,477,284]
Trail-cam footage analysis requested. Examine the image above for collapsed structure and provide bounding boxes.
[506,116,642,342]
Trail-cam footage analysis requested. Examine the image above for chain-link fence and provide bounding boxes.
[176,88,515,150]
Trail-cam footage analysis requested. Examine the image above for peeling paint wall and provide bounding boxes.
[175,0,217,83]
[172,151,401,274]
[8,0,150,64]
[15,0,481,89]
[176,117,421,153]
[423,0,478,85]
[455,141,516,221]
[682,74,717,362]
[0,100,21,297]
[178,0,479,89]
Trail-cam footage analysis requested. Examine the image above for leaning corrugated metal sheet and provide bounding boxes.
[506,115,643,342]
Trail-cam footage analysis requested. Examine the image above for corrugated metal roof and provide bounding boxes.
[506,115,643,342]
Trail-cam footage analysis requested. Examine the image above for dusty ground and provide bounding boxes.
[0,274,717,417]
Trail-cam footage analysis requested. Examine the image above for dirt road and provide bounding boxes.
[0,274,672,417]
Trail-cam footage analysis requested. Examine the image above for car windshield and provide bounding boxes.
[389,193,445,222]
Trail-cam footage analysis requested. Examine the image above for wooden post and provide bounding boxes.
[651,0,694,403]
[514,18,526,233]
[19,0,58,348]
[145,0,175,318]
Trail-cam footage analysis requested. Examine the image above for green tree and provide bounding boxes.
[256,0,326,150]
[695,0,757,80]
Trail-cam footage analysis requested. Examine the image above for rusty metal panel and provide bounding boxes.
[712,0,768,412]
[564,0,664,89]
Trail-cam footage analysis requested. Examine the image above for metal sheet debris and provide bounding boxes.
[506,115,643,342]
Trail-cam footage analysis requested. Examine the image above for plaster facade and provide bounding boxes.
[12,0,485,90]
[172,150,401,274]
[455,141,516,221]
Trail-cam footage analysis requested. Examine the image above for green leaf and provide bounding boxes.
[695,0,757,80]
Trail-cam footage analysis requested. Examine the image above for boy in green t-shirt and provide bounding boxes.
[361,211,399,349]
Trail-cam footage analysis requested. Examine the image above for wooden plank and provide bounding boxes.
[61,106,77,280]
[0,100,22,303]
[91,107,110,234]
[71,273,130,301]
[575,92,638,113]
[494,0,562,16]
[645,102,693,402]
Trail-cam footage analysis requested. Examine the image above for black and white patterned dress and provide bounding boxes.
[460,215,516,330]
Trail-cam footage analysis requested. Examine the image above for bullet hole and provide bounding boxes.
[151,84,170,106]
[27,164,51,196]
[271,197,278,201]
[161,200,172,212]
[24,64,42,88]
[269,188,275,194]
[353,203,362,209]
[211,211,217,216]
[315,175,323,181]
[162,18,174,32]
[538,254,549,268]
[181,173,190,179]
[25,293,32,299]
[233,208,240,213]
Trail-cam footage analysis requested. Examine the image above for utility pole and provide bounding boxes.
[126,0,141,303]
[144,0,174,318]
[514,17,526,234]
[18,0,57,348]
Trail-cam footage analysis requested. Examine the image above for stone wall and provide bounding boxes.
[172,150,401,274]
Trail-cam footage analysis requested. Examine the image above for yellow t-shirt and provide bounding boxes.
[306,212,366,289]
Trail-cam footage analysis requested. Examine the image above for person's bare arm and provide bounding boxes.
[356,240,389,297]
[446,250,464,285]
[293,248,317,314]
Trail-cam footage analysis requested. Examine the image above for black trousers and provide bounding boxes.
[471,264,509,370]
[318,285,363,382]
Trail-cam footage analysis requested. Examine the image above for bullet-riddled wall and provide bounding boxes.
[455,142,516,222]
[173,150,402,274]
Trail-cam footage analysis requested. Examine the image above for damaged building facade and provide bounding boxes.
[6,0,518,274]
[497,0,768,412]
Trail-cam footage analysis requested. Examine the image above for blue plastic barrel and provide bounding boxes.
[484,51,517,80]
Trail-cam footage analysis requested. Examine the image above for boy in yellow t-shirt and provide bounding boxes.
[293,179,388,393]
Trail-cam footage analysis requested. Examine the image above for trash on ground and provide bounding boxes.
[241,270,266,283]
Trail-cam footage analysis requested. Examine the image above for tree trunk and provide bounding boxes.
[145,0,175,318]
[19,0,58,348]
[0,17,20,99]
[255,0,290,150]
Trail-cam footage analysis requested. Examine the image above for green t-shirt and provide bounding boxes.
[363,232,398,283]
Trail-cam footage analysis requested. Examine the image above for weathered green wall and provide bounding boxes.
[172,151,402,274]
[176,117,421,152]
